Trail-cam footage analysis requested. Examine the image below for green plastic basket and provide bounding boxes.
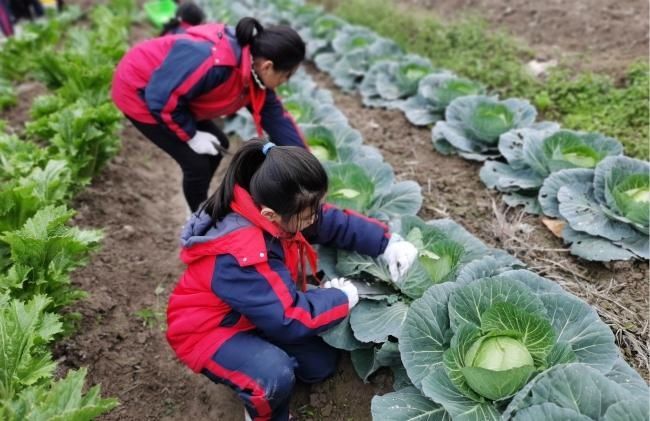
[144,0,177,29]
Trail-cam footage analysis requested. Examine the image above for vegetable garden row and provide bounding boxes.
[199,0,649,419]
[0,2,136,418]
[221,0,650,263]
[0,0,647,419]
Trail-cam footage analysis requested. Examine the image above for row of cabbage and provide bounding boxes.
[225,70,424,221]
[0,3,136,418]
[199,1,649,419]
[220,0,649,263]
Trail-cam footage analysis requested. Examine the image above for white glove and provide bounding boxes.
[382,234,418,284]
[323,277,359,309]
[187,131,221,155]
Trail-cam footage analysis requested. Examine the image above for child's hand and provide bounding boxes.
[323,277,359,309]
[187,130,221,155]
[381,234,418,283]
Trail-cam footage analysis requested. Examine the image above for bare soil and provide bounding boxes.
[330,0,650,79]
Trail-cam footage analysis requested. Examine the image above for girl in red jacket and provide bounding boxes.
[112,17,307,212]
[166,140,418,420]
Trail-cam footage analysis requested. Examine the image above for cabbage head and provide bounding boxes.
[400,72,485,126]
[433,95,537,161]
[329,38,403,92]
[480,127,622,213]
[326,162,376,211]
[374,55,434,101]
[539,156,649,261]
[396,270,622,419]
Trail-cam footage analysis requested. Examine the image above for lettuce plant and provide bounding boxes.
[0,78,16,110]
[433,95,538,161]
[0,294,62,399]
[480,126,623,213]
[400,72,485,126]
[0,368,119,421]
[0,206,103,311]
[539,156,649,261]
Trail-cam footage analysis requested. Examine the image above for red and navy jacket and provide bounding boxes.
[111,23,305,146]
[166,190,390,373]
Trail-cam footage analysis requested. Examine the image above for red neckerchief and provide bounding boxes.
[248,84,266,137]
[231,184,318,291]
[239,46,266,137]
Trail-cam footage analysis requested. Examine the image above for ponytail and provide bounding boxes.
[203,140,328,222]
[160,17,181,36]
[236,17,265,47]
[159,2,205,36]
[235,17,305,72]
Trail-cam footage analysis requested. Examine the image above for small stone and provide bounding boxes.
[309,393,319,407]
[321,403,333,417]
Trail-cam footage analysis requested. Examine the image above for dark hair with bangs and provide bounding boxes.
[202,140,327,226]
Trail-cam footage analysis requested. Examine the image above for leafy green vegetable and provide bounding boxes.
[539,156,649,261]
[327,163,375,211]
[0,206,102,311]
[433,95,537,160]
[304,126,338,161]
[0,368,119,421]
[480,127,622,214]
[0,294,61,399]
[400,72,485,126]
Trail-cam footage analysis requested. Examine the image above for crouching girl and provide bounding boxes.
[166,140,417,420]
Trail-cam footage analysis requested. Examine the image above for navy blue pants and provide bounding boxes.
[202,332,339,421]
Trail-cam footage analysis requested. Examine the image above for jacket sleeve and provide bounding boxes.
[143,39,232,141]
[212,253,349,342]
[304,204,391,257]
[256,89,307,148]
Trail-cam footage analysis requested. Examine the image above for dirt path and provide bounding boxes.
[48,16,240,421]
[55,117,248,420]
[56,111,387,421]
[307,65,650,380]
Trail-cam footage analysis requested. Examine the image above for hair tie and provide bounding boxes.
[262,142,276,156]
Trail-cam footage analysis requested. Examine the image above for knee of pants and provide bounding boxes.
[252,353,296,411]
[295,345,340,384]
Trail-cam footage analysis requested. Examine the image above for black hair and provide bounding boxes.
[203,140,327,225]
[235,17,306,72]
[160,2,205,36]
